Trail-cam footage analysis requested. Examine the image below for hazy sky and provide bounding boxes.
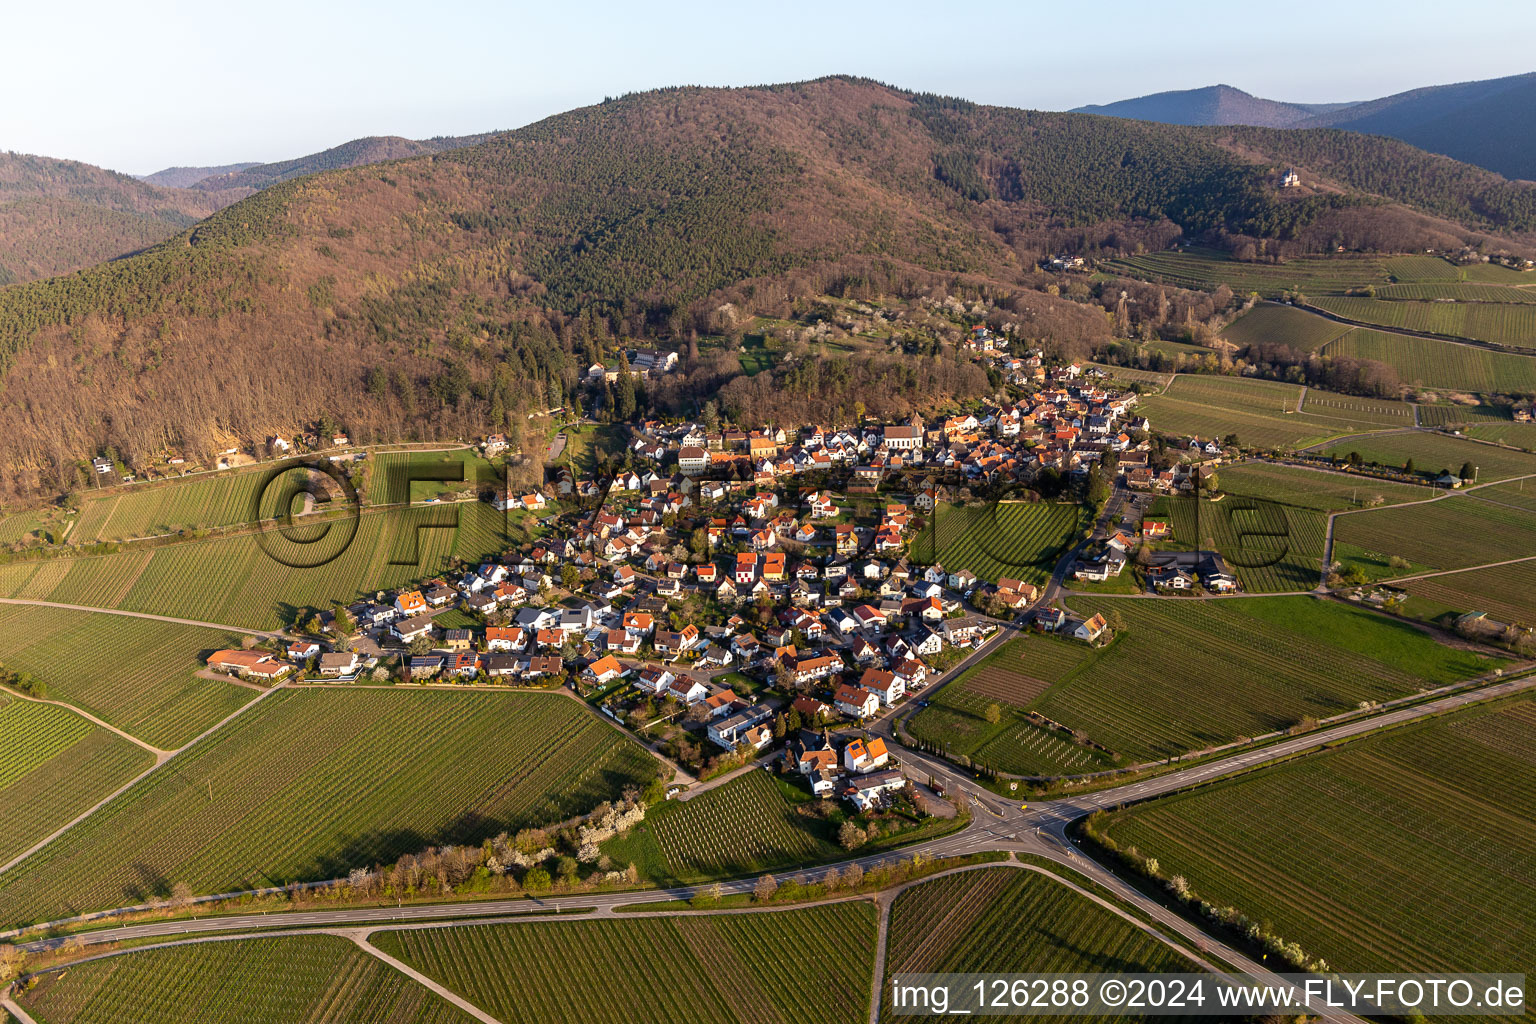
[7,0,1534,174]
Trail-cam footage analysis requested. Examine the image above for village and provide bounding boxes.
[202,338,1243,811]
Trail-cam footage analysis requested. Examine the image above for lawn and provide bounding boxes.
[1403,560,1536,628]
[0,697,153,866]
[17,934,476,1024]
[1137,374,1400,449]
[1332,493,1536,579]
[1321,330,1536,392]
[558,422,631,477]
[1319,430,1536,483]
[1312,296,1536,351]
[1098,697,1536,987]
[908,636,1116,776]
[911,501,1085,585]
[1220,302,1353,351]
[373,901,876,1024]
[882,868,1195,1021]
[1215,463,1433,512]
[1025,597,1499,763]
[0,689,659,927]
[0,605,256,748]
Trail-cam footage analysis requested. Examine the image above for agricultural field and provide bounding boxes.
[373,901,877,1024]
[16,934,477,1024]
[1297,388,1414,428]
[1332,493,1536,579]
[1312,295,1536,351]
[1027,597,1498,762]
[883,868,1195,1020]
[1103,249,1389,296]
[1403,560,1536,628]
[0,689,659,927]
[1219,301,1353,351]
[1465,421,1536,451]
[19,503,510,630]
[602,770,838,883]
[1215,463,1432,512]
[0,605,255,748]
[1375,283,1536,302]
[1098,697,1536,985]
[0,697,153,865]
[1164,495,1328,592]
[1319,430,1536,483]
[908,635,1113,776]
[1136,374,1395,449]
[66,470,271,545]
[912,501,1085,585]
[1084,362,1173,387]
[1321,330,1536,392]
[1414,403,1513,427]
[365,449,503,504]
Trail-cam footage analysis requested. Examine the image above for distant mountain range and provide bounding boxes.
[1073,84,1352,129]
[3,76,1534,498]
[137,162,260,189]
[1074,72,1536,181]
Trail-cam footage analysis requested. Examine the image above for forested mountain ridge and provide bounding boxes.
[1,76,1533,501]
[137,163,260,189]
[1073,85,1351,128]
[0,152,223,283]
[185,133,499,202]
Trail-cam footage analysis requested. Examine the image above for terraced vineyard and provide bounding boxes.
[606,770,837,883]
[1216,463,1432,512]
[374,902,877,1024]
[909,636,1113,776]
[1321,330,1536,392]
[1403,560,1536,628]
[17,934,477,1024]
[68,470,272,545]
[913,502,1085,585]
[1029,597,1497,762]
[1220,302,1352,350]
[1333,493,1536,579]
[1165,496,1327,592]
[1313,296,1536,351]
[0,697,153,865]
[0,605,254,748]
[1099,698,1536,989]
[1319,431,1536,483]
[0,689,659,927]
[883,868,1195,1021]
[1137,375,1394,449]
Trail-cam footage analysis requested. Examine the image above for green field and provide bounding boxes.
[1137,375,1399,449]
[1026,597,1497,762]
[0,697,153,866]
[374,901,876,1024]
[1312,296,1536,351]
[911,502,1086,585]
[1465,421,1536,451]
[1403,560,1536,628]
[1332,493,1536,579]
[883,868,1194,1020]
[1163,495,1327,592]
[1215,463,1432,512]
[1099,697,1536,984]
[1415,403,1513,426]
[908,636,1115,775]
[1220,302,1353,350]
[603,770,838,883]
[1321,330,1536,392]
[1376,283,1536,303]
[0,689,659,927]
[1319,430,1536,483]
[0,605,255,748]
[8,503,511,630]
[17,934,477,1024]
[1103,250,1390,296]
[68,471,270,545]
